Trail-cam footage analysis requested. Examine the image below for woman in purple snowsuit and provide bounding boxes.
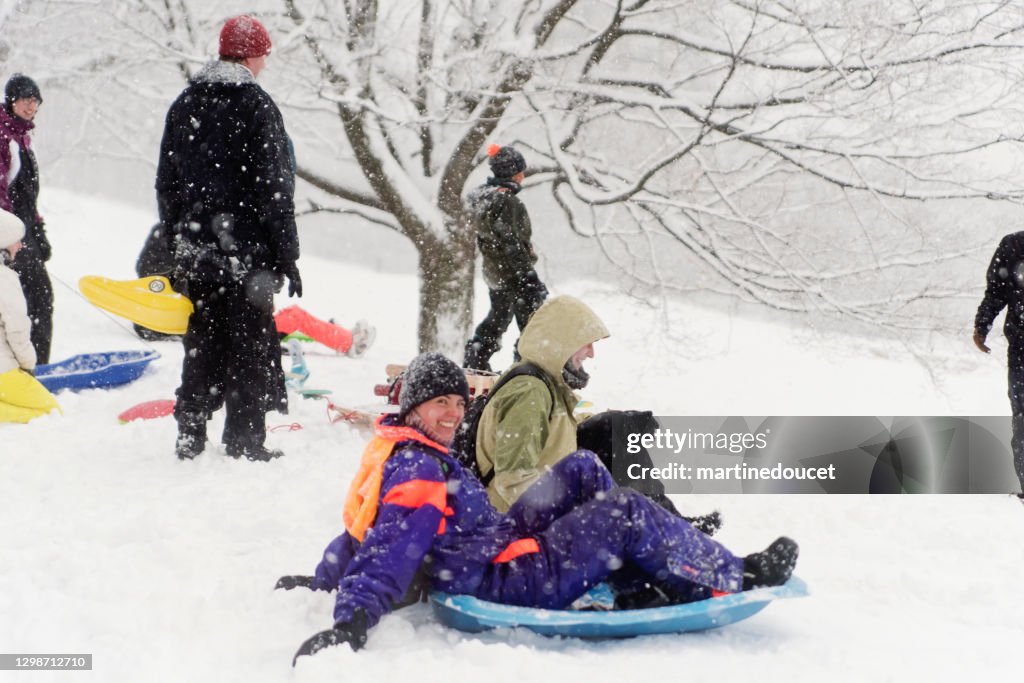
[284,353,798,662]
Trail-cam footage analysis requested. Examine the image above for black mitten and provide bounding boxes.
[520,268,544,290]
[274,575,315,591]
[682,510,723,536]
[281,262,302,298]
[33,222,51,262]
[292,610,369,665]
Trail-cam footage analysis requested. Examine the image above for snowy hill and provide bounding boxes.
[1,189,1022,682]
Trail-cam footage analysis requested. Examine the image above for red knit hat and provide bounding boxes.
[219,15,272,59]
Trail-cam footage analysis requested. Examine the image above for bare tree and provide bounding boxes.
[274,0,574,353]
[269,0,1024,349]
[14,0,1024,350]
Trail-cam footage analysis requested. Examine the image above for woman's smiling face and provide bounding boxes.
[411,394,467,445]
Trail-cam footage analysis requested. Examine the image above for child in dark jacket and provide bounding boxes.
[463,144,548,371]
[284,353,798,663]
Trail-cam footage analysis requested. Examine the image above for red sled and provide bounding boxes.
[119,399,176,423]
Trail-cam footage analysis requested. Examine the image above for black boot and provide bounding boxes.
[742,536,799,590]
[223,404,282,461]
[463,337,493,372]
[225,441,284,462]
[175,434,204,460]
[175,412,207,460]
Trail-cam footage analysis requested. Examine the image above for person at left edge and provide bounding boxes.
[156,15,301,462]
[0,207,59,423]
[0,74,52,364]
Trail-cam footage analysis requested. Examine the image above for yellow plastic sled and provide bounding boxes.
[78,275,194,335]
[0,368,61,423]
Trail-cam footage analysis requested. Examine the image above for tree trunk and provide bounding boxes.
[416,215,477,357]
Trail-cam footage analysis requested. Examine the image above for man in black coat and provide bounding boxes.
[156,15,301,461]
[974,231,1024,493]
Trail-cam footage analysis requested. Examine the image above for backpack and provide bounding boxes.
[474,189,509,263]
[452,362,555,486]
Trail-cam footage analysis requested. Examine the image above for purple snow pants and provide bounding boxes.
[476,451,745,609]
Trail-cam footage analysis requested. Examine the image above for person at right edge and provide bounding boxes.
[973,231,1024,496]
[463,144,548,372]
[156,15,301,462]
[0,74,52,364]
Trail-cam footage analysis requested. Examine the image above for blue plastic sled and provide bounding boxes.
[36,351,161,392]
[430,576,808,638]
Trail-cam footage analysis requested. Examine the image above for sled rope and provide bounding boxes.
[326,400,365,425]
[268,422,304,433]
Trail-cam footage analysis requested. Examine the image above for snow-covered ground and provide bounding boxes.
[2,189,1021,682]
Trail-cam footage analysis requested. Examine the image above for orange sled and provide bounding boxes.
[274,305,354,354]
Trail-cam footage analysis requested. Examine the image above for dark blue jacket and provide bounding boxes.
[313,419,518,627]
[976,231,1024,345]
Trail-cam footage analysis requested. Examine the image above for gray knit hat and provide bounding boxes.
[487,144,526,179]
[398,352,470,421]
[5,74,42,106]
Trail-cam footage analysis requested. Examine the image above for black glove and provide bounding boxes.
[682,510,723,536]
[281,262,302,298]
[274,575,315,591]
[32,222,52,262]
[292,610,368,666]
[520,269,547,294]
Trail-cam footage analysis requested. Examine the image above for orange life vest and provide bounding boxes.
[342,416,449,542]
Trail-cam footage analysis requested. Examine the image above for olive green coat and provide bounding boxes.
[467,184,536,290]
[475,295,609,510]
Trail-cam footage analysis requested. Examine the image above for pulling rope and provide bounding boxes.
[268,422,304,433]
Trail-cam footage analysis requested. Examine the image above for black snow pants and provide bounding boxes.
[10,251,53,365]
[174,274,287,451]
[464,272,548,371]
[1006,344,1024,493]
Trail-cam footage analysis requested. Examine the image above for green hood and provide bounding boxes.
[517,295,609,378]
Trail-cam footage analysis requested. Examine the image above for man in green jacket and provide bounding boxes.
[463,144,548,372]
[475,295,721,542]
[475,295,608,510]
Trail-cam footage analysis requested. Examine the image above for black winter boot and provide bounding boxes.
[175,434,205,460]
[462,337,493,372]
[175,413,207,460]
[742,536,799,590]
[225,442,284,462]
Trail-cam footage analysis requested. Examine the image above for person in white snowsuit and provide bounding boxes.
[0,207,58,422]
